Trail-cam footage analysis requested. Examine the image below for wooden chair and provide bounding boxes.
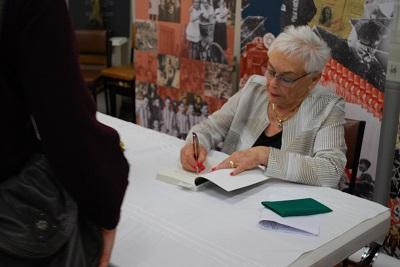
[101,26,135,122]
[75,29,110,107]
[343,118,366,195]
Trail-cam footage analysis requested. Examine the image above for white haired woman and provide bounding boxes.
[180,25,346,187]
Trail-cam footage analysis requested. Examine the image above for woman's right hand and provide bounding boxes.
[180,143,208,172]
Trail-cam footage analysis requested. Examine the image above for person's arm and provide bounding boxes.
[266,99,347,187]
[18,0,129,229]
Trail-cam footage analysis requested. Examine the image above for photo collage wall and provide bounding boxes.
[240,0,399,258]
[134,0,236,139]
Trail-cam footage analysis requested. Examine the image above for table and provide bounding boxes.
[97,113,390,267]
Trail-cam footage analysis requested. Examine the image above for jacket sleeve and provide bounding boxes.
[265,98,347,187]
[18,0,129,229]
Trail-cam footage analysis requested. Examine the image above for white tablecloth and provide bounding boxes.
[97,113,390,267]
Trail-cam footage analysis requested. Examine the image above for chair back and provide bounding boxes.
[343,118,366,194]
[75,29,110,68]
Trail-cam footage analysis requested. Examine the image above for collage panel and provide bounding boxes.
[204,61,234,100]
[309,0,348,35]
[148,0,160,21]
[135,0,150,20]
[157,54,180,89]
[159,0,182,23]
[134,51,158,83]
[179,58,205,93]
[184,0,235,64]
[135,81,158,129]
[135,20,158,51]
[158,22,184,56]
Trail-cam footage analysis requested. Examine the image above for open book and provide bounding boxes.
[156,150,270,191]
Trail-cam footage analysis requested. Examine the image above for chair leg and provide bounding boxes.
[359,242,381,266]
[91,87,97,105]
[104,78,110,114]
[131,80,136,124]
[110,85,117,117]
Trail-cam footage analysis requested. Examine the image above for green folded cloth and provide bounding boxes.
[261,198,332,217]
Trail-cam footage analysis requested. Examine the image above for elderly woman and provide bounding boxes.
[180,25,346,187]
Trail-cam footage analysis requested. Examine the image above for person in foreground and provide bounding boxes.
[180,25,346,187]
[0,0,128,266]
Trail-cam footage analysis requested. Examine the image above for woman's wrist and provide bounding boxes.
[255,146,269,166]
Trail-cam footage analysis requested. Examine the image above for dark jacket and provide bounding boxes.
[0,0,129,229]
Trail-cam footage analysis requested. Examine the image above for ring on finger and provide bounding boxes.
[229,160,236,168]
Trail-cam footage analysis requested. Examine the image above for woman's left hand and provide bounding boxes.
[212,146,270,175]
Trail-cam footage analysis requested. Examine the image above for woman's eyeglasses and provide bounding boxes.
[265,68,312,87]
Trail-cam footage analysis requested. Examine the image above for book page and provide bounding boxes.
[157,150,269,191]
[202,167,268,192]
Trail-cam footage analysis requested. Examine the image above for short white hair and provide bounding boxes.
[268,25,331,73]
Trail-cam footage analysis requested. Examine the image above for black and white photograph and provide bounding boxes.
[318,6,333,28]
[204,62,233,99]
[186,0,202,60]
[135,20,158,51]
[135,82,158,128]
[185,0,233,64]
[240,16,266,52]
[280,0,317,31]
[363,0,394,20]
[346,18,390,91]
[149,0,160,21]
[157,54,180,88]
[315,20,389,92]
[159,0,181,23]
[213,0,230,51]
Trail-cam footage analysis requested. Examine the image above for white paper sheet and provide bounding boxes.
[259,208,320,236]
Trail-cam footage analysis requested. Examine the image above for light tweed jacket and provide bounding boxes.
[187,75,347,187]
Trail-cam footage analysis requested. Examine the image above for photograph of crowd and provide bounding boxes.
[136,83,210,139]
[157,54,180,88]
[204,62,233,99]
[135,20,158,51]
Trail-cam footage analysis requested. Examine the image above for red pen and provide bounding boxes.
[192,132,200,173]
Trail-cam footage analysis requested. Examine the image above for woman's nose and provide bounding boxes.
[268,75,280,87]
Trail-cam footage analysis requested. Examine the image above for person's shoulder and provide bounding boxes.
[245,74,267,87]
[309,84,343,104]
[305,84,344,115]
[237,75,267,103]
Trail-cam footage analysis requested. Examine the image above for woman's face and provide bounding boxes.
[266,51,320,108]
[323,8,332,19]
[193,0,200,9]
